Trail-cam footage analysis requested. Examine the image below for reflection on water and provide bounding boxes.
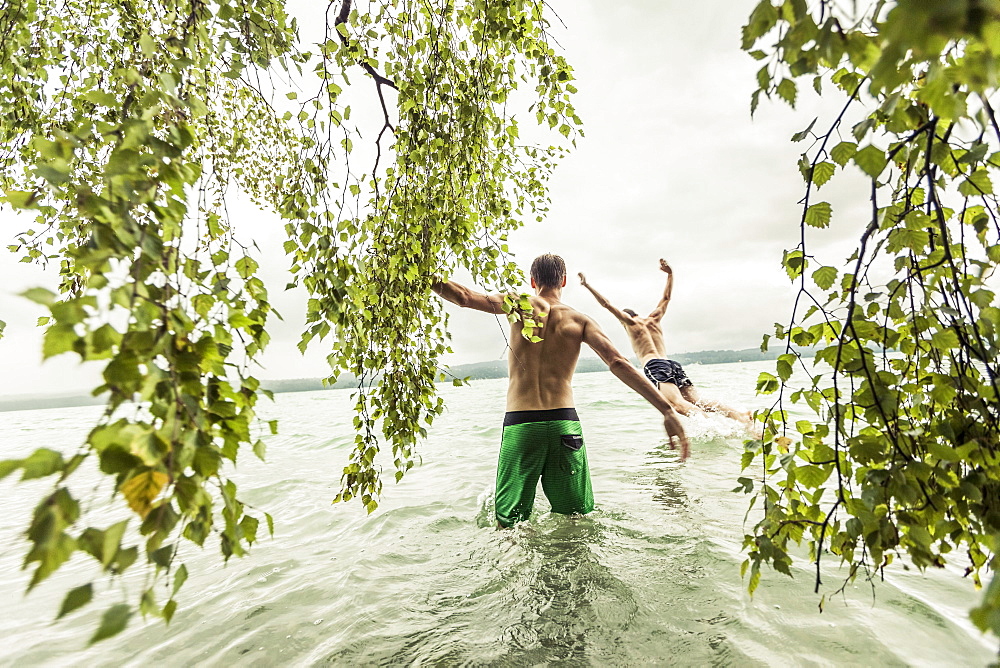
[646,443,690,510]
[495,517,637,666]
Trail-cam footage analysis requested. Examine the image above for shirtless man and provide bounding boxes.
[433,253,689,528]
[579,259,751,426]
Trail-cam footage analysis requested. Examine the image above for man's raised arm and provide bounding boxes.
[578,273,634,325]
[647,259,674,321]
[581,316,690,459]
[432,279,507,314]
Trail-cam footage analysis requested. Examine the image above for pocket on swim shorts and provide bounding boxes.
[561,434,584,451]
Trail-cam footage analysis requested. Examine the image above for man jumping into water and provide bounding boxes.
[579,259,752,427]
[433,253,689,528]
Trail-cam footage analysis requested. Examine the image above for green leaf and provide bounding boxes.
[931,329,960,349]
[927,442,960,462]
[102,521,128,567]
[791,117,817,142]
[235,255,259,279]
[811,161,835,188]
[83,90,119,107]
[776,353,796,381]
[756,372,780,394]
[748,567,762,595]
[140,587,159,618]
[972,572,1000,635]
[804,201,832,228]
[853,145,888,178]
[172,564,188,596]
[27,531,77,591]
[777,78,797,106]
[89,604,132,644]
[0,459,23,480]
[4,190,39,209]
[57,583,93,619]
[830,141,857,166]
[152,544,175,569]
[812,266,838,290]
[794,464,832,487]
[42,324,78,359]
[958,168,994,197]
[783,249,807,279]
[742,1,780,49]
[21,448,64,480]
[240,516,259,544]
[163,599,178,624]
[852,118,876,141]
[21,287,56,306]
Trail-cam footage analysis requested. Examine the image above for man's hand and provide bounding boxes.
[659,258,672,274]
[578,272,587,286]
[663,411,690,461]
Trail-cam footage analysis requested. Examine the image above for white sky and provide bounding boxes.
[0,0,875,395]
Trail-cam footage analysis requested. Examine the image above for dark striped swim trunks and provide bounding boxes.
[643,358,693,389]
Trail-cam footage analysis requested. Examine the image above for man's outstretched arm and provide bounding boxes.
[647,259,673,321]
[432,279,508,314]
[578,273,634,325]
[581,317,690,459]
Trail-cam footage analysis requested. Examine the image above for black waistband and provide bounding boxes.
[503,407,579,427]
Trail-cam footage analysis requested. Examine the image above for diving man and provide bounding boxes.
[579,259,752,427]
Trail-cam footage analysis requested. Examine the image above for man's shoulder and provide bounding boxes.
[541,302,593,332]
[548,301,589,319]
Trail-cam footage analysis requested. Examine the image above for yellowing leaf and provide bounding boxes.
[120,471,169,518]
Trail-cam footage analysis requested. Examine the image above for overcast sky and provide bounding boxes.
[0,0,873,395]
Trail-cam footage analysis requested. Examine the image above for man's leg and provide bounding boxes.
[495,421,547,527]
[680,385,752,426]
[658,382,705,417]
[540,419,594,517]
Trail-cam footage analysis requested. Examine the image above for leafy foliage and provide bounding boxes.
[0,0,577,640]
[741,0,1000,636]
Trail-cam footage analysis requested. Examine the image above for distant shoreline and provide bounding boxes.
[0,347,780,413]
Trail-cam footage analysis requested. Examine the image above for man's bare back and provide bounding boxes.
[504,296,586,411]
[620,315,667,365]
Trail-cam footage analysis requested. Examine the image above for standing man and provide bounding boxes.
[579,259,752,426]
[433,253,689,528]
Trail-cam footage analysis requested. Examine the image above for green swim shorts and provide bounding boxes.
[495,408,594,527]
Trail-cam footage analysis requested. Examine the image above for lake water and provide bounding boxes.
[0,360,993,666]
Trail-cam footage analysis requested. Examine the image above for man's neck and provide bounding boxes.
[535,287,563,303]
